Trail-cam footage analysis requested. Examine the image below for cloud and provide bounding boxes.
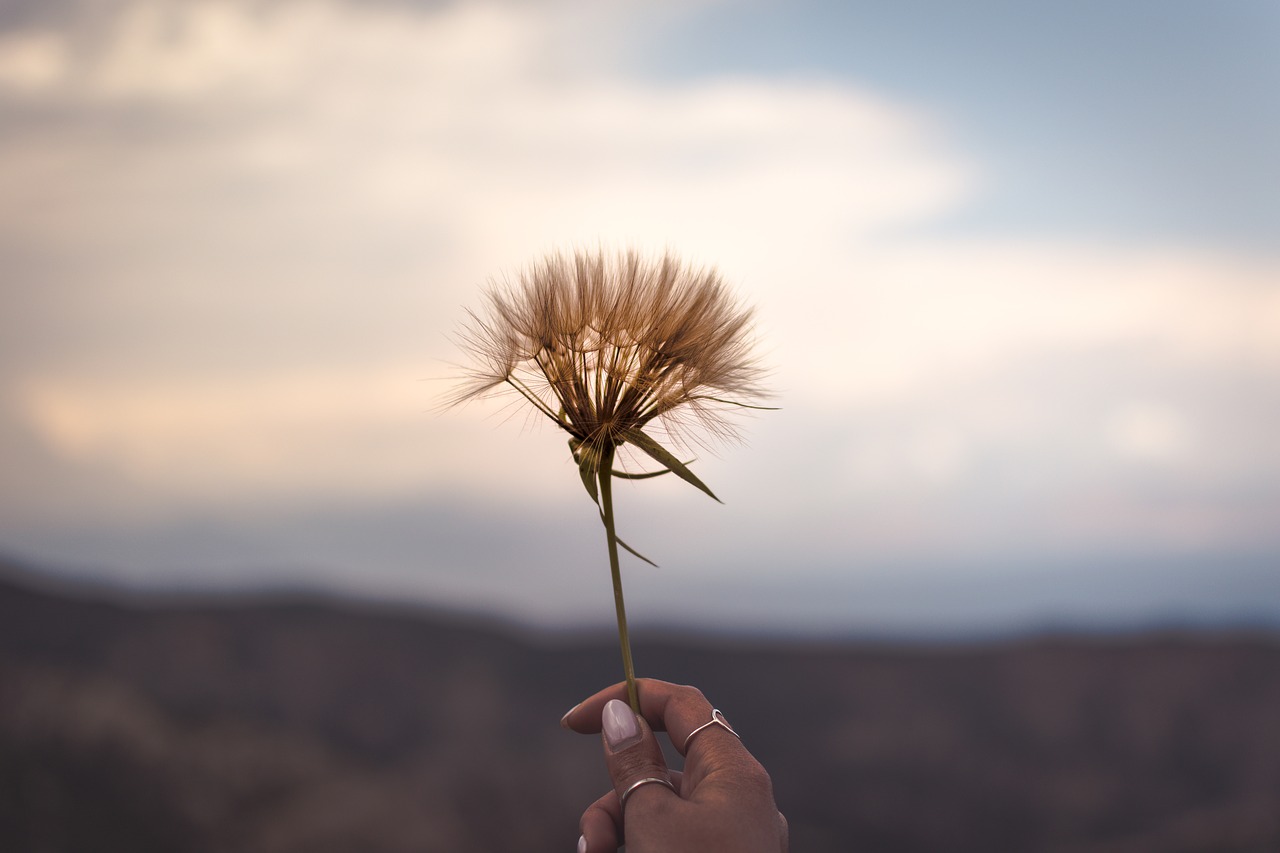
[0,0,968,500]
[1,0,1277,620]
[1106,401,1191,464]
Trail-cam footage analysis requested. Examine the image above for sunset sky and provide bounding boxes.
[2,0,1277,635]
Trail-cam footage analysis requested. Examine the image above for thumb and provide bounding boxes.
[600,699,677,812]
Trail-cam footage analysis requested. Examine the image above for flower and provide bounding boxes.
[450,248,768,499]
[449,247,770,711]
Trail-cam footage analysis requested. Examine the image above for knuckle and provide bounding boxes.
[610,748,664,783]
[733,755,779,803]
[677,683,708,703]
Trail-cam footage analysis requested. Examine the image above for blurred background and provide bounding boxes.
[1,0,1278,850]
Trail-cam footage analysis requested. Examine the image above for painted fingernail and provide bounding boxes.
[602,699,642,750]
[560,702,580,729]
[576,834,587,853]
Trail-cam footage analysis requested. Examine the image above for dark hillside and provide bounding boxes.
[2,568,1279,852]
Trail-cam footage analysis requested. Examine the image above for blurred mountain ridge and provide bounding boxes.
[2,556,1279,852]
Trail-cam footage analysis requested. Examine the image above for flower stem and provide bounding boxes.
[598,443,640,713]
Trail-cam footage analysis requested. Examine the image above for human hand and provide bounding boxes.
[561,678,789,853]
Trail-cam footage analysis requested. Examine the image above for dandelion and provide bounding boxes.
[450,248,770,711]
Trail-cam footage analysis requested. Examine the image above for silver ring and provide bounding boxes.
[682,708,741,753]
[619,776,676,809]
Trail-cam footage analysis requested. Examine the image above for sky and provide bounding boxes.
[1,0,1278,636]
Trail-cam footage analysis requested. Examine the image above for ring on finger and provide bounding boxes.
[620,776,676,809]
[682,709,740,753]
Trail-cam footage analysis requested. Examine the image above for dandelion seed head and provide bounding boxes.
[449,248,768,460]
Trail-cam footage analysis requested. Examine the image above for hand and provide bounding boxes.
[561,678,789,853]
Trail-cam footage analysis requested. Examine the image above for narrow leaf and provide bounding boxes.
[611,467,673,481]
[570,439,599,503]
[622,428,721,503]
[596,506,658,566]
[613,530,658,567]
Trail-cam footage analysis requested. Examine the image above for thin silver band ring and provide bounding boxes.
[682,708,740,753]
[619,776,676,809]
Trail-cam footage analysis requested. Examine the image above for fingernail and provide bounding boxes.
[576,835,587,853]
[560,702,579,729]
[602,699,642,750]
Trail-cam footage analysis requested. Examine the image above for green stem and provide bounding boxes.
[598,443,640,713]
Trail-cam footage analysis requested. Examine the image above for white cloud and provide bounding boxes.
[0,31,69,91]
[1,0,1277,577]
[785,240,1280,407]
[0,1,965,495]
[1106,402,1192,464]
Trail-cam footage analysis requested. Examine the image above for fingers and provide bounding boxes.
[566,679,781,850]
[578,790,620,853]
[575,698,680,852]
[578,771,684,853]
[599,699,677,807]
[562,679,748,761]
[568,681,785,852]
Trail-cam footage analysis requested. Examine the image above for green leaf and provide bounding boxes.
[570,439,598,503]
[611,527,658,567]
[578,440,661,565]
[611,467,673,481]
[621,428,721,503]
